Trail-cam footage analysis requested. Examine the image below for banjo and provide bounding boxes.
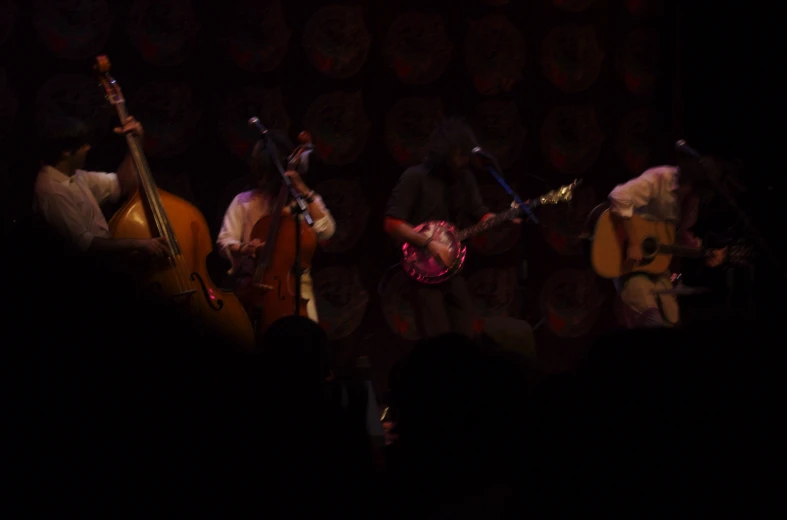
[402,180,581,284]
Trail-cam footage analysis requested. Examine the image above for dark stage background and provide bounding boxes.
[1,1,782,390]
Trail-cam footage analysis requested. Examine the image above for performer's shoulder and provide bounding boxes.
[233,189,259,205]
[641,165,678,180]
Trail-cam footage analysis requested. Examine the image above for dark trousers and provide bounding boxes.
[408,275,477,338]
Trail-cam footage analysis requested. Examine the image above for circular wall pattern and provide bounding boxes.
[469,98,527,170]
[615,108,658,174]
[216,86,291,162]
[465,15,526,96]
[381,270,421,341]
[313,178,370,253]
[542,24,605,93]
[540,268,605,338]
[468,267,520,332]
[385,97,444,167]
[303,91,371,166]
[34,73,113,147]
[32,0,113,60]
[129,81,200,158]
[217,0,290,73]
[384,12,453,85]
[126,0,200,68]
[313,265,369,340]
[540,105,605,175]
[617,29,661,98]
[302,5,371,79]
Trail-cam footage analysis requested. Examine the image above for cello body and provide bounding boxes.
[110,189,256,349]
[236,207,319,341]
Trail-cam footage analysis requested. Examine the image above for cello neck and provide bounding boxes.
[249,129,314,286]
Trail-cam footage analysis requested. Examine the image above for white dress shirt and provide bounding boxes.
[33,165,122,252]
[217,189,336,323]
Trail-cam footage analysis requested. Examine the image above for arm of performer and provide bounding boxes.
[677,194,726,267]
[608,171,658,262]
[464,168,505,251]
[112,116,142,197]
[40,116,167,256]
[285,170,336,242]
[39,194,168,256]
[217,196,259,274]
[90,116,168,255]
[383,170,456,267]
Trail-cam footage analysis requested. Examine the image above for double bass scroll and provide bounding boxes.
[93,55,255,349]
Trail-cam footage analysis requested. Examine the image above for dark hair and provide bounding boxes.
[249,130,294,194]
[424,116,478,167]
[37,117,91,165]
[677,157,710,187]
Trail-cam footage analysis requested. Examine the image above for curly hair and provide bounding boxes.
[423,116,479,167]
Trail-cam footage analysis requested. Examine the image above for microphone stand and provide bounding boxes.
[477,155,539,225]
[262,132,314,318]
[476,153,542,333]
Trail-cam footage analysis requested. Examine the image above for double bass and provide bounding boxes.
[94,55,255,349]
[235,132,319,342]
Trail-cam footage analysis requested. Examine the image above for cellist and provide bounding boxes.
[217,132,336,323]
[32,115,169,257]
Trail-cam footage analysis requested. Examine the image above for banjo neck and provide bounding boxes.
[456,205,524,242]
[455,179,581,242]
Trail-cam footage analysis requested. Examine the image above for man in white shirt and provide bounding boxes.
[33,116,169,257]
[217,135,336,323]
[608,161,725,328]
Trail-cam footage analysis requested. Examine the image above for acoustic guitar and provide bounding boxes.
[590,208,752,279]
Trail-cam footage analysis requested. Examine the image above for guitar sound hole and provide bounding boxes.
[641,237,658,257]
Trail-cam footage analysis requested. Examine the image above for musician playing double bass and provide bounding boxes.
[33,116,169,257]
[217,133,336,324]
[383,117,520,338]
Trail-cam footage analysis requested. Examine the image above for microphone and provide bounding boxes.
[471,146,497,161]
[248,116,268,135]
[675,139,701,159]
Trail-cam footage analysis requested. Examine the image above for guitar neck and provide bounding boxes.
[456,204,527,242]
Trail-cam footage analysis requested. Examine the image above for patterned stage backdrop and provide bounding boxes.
[0,0,678,388]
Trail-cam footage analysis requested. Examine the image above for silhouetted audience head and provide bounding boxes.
[260,315,331,392]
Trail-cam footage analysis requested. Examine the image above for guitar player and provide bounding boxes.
[608,159,727,328]
[384,117,520,338]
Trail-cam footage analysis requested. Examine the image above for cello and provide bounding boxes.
[235,132,319,342]
[93,55,255,349]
